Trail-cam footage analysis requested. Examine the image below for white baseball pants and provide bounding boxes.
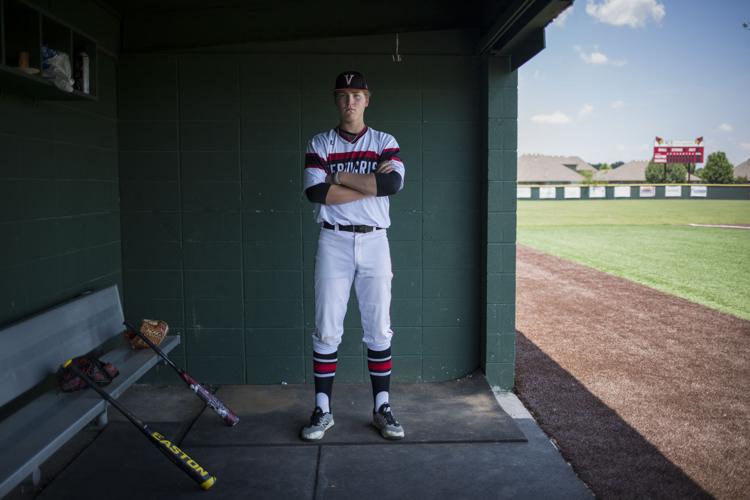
[312,226,393,355]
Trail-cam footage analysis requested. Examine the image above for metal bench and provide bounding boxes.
[0,285,180,498]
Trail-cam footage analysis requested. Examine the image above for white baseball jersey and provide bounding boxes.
[303,127,406,228]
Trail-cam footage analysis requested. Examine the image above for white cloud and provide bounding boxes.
[531,112,572,125]
[741,142,750,151]
[611,100,625,109]
[586,0,666,28]
[718,123,733,132]
[636,144,650,152]
[616,144,627,151]
[553,6,574,27]
[576,45,608,64]
[575,45,626,66]
[578,104,594,118]
[587,51,609,64]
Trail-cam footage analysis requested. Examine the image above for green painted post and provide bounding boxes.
[482,56,517,390]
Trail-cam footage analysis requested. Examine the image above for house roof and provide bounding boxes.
[735,159,750,179]
[518,154,585,183]
[560,156,596,171]
[595,161,649,182]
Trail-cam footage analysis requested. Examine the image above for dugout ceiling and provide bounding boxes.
[99,0,570,67]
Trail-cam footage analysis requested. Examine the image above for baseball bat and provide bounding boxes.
[124,321,240,427]
[62,359,216,490]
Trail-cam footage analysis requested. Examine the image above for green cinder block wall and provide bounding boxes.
[119,33,491,384]
[482,56,517,389]
[0,1,120,325]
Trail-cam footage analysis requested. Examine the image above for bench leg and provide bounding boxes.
[96,407,109,428]
[21,466,41,492]
[31,466,41,487]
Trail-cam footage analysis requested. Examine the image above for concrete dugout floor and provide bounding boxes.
[9,374,592,500]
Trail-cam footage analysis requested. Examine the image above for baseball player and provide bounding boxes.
[301,70,405,441]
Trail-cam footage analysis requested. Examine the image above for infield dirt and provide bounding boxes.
[515,245,750,499]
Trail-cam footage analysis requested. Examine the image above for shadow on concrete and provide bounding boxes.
[32,374,593,500]
[184,374,525,447]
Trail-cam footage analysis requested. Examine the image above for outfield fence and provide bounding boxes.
[517,184,750,201]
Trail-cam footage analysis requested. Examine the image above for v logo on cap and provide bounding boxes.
[334,71,368,91]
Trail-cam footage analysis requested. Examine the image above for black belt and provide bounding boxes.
[322,222,383,233]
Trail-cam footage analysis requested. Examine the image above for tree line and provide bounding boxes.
[645,152,742,184]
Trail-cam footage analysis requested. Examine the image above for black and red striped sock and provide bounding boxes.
[367,347,392,411]
[313,351,337,413]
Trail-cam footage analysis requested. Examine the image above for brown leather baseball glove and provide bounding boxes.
[124,319,169,349]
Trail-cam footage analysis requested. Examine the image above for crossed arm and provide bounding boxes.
[306,162,401,205]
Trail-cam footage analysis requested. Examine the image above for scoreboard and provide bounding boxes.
[653,137,704,164]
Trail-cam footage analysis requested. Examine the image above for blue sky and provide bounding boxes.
[518,0,750,166]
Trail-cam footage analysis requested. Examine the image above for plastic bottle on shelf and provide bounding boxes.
[74,52,90,94]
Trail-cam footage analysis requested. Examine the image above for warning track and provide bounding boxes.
[515,245,750,499]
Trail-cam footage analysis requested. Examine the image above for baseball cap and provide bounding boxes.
[334,71,368,91]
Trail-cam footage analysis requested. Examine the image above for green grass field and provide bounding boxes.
[517,200,750,320]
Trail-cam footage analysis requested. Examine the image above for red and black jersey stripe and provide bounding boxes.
[327,151,380,163]
[305,152,327,171]
[379,147,402,164]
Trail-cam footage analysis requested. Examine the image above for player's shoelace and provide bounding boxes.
[378,404,399,426]
[310,407,328,426]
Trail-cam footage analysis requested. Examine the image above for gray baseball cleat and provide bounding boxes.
[373,403,405,440]
[301,407,334,441]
